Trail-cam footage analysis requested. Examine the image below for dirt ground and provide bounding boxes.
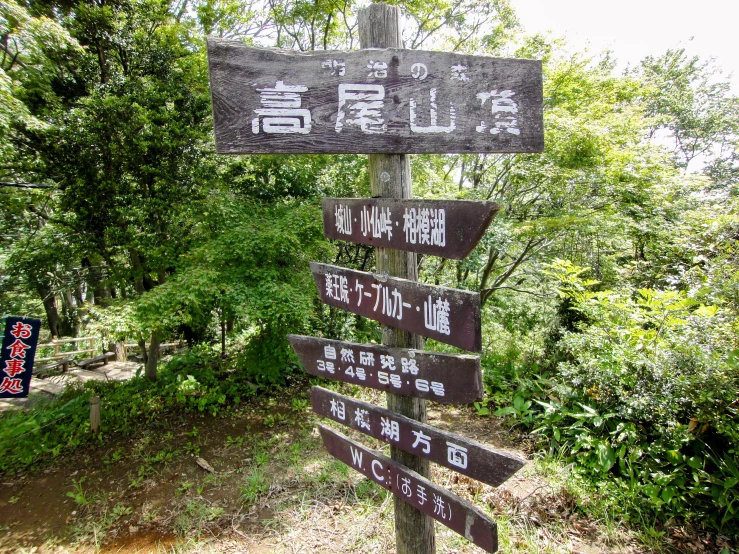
[0,383,728,553]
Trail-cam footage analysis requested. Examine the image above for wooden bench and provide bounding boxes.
[34,357,75,375]
[77,352,115,369]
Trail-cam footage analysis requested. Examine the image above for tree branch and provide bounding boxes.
[0,182,55,189]
[482,286,557,299]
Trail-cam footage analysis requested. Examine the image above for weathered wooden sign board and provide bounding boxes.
[0,317,41,398]
[207,39,543,154]
[288,335,482,403]
[311,262,481,352]
[312,387,525,487]
[319,424,498,552]
[323,198,499,259]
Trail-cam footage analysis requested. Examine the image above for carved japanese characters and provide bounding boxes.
[319,425,499,552]
[323,198,499,259]
[0,317,41,398]
[288,335,483,403]
[207,41,543,154]
[313,387,525,487]
[310,262,482,352]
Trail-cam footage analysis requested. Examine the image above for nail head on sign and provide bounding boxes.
[381,172,391,183]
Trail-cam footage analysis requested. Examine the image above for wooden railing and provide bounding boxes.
[123,342,183,351]
[36,336,97,363]
[35,337,184,364]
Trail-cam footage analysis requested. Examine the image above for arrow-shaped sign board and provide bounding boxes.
[288,335,482,403]
[311,262,481,352]
[323,198,499,259]
[319,424,499,552]
[312,387,525,487]
[207,40,543,155]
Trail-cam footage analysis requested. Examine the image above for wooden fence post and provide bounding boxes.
[90,396,101,434]
[358,4,436,554]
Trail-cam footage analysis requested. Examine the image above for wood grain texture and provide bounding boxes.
[288,335,482,404]
[206,42,543,154]
[323,198,499,259]
[311,262,482,352]
[313,386,525,487]
[319,424,498,552]
[358,5,435,554]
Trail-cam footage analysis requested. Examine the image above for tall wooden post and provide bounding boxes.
[358,5,436,554]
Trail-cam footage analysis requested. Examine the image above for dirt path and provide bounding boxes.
[0,384,650,553]
[0,361,142,414]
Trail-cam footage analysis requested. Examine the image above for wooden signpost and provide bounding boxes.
[311,262,482,351]
[288,335,482,403]
[207,41,543,155]
[323,198,499,259]
[312,386,525,487]
[319,424,499,552]
[207,3,543,551]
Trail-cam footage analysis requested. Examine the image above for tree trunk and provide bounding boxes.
[109,341,127,362]
[130,250,145,294]
[138,336,148,366]
[61,289,80,336]
[359,5,436,554]
[221,318,226,358]
[145,331,160,382]
[95,283,112,306]
[38,282,60,337]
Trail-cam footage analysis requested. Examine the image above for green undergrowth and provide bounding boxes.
[0,344,295,476]
[477,266,739,541]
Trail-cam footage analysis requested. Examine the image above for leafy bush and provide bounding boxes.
[136,200,329,383]
[483,260,739,533]
[0,346,263,475]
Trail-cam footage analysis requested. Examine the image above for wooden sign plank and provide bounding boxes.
[288,335,482,404]
[312,387,525,487]
[319,424,498,552]
[207,39,543,155]
[323,198,499,259]
[310,263,481,352]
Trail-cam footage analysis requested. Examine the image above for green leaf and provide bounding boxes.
[598,443,616,472]
[493,406,518,417]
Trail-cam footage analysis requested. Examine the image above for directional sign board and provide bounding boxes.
[319,424,498,552]
[0,317,41,398]
[207,40,543,154]
[323,198,499,259]
[313,387,525,486]
[288,335,482,403]
[311,262,481,351]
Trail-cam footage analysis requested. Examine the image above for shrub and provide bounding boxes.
[484,262,739,533]
[0,345,262,475]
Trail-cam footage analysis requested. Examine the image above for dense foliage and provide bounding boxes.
[1,0,737,540]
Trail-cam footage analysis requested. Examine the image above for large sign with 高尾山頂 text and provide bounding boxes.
[288,335,482,403]
[0,317,41,398]
[319,424,499,552]
[207,40,543,154]
[310,262,481,352]
[323,198,499,259]
[312,387,525,487]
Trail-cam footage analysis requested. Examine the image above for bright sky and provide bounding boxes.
[513,0,739,90]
